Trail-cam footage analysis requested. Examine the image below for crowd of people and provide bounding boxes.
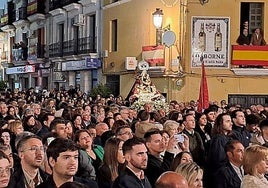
[0,87,267,187]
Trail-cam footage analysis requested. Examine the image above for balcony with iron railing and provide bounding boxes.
[49,42,63,57]
[63,39,78,56]
[27,0,46,16]
[49,0,79,11]
[49,36,96,58]
[231,45,268,75]
[78,36,96,54]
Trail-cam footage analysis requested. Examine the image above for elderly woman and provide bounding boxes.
[163,120,180,136]
[241,145,268,188]
[163,120,189,154]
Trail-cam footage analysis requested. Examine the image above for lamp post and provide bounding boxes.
[152,8,163,45]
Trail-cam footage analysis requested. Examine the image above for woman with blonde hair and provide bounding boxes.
[163,120,189,154]
[241,145,268,188]
[175,162,203,188]
[163,120,180,136]
[8,120,24,136]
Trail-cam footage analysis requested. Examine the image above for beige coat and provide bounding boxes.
[241,174,268,188]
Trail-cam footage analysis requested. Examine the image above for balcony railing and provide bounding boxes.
[231,45,268,75]
[78,36,96,54]
[15,7,27,21]
[49,36,96,58]
[49,42,63,57]
[63,39,78,56]
[232,45,268,68]
[49,0,79,11]
[27,0,45,16]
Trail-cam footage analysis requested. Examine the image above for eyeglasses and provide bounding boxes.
[22,146,45,152]
[0,166,13,176]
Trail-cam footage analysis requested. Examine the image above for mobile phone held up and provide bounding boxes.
[174,134,184,143]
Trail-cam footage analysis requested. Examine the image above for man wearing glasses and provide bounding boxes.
[9,135,49,187]
[115,125,134,141]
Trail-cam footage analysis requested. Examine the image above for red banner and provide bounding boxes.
[197,62,209,113]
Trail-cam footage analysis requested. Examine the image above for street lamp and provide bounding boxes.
[152,8,163,45]
[152,8,170,45]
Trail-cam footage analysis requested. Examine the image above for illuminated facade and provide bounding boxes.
[102,0,268,106]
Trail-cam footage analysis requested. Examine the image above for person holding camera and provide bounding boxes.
[143,128,177,187]
[163,120,189,155]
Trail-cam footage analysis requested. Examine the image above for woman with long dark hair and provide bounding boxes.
[97,137,125,188]
[75,129,104,172]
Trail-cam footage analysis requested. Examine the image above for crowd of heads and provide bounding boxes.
[0,88,266,187]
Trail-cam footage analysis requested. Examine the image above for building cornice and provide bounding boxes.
[231,68,268,76]
[103,0,132,10]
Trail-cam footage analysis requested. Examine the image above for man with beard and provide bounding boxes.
[113,137,152,188]
[36,138,98,188]
[144,128,177,187]
[214,140,245,188]
[50,118,68,139]
[9,135,49,187]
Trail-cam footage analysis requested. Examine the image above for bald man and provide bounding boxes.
[155,171,188,188]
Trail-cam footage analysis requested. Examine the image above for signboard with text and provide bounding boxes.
[6,65,35,74]
[62,59,101,71]
[191,17,230,68]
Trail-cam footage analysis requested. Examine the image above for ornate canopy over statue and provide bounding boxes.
[128,60,168,111]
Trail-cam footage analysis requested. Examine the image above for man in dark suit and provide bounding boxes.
[36,138,98,188]
[214,140,245,188]
[144,128,176,187]
[9,135,49,188]
[113,137,151,188]
[231,110,251,148]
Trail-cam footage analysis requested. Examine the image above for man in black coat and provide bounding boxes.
[214,140,245,188]
[144,129,176,187]
[8,135,49,188]
[231,110,251,148]
[113,137,151,188]
[36,138,98,188]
